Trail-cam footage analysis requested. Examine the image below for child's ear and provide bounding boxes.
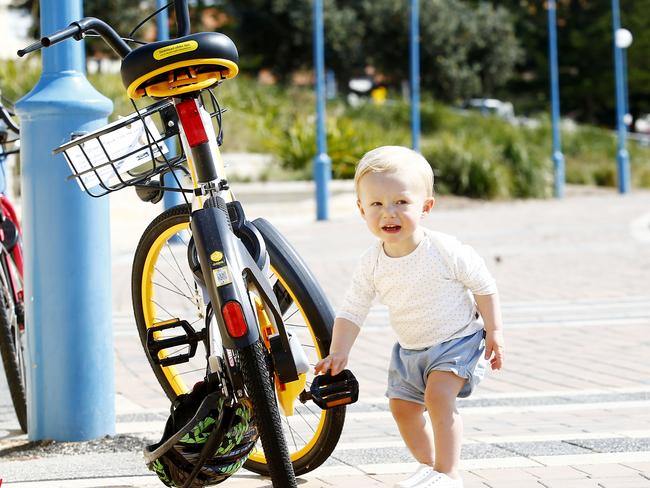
[357,199,366,218]
[422,197,435,216]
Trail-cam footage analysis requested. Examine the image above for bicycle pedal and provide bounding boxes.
[147,319,204,367]
[303,369,359,410]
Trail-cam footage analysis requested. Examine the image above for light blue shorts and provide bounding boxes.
[386,329,487,404]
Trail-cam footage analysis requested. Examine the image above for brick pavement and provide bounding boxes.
[2,183,650,487]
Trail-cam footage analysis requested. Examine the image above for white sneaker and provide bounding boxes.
[414,472,464,488]
[393,464,435,488]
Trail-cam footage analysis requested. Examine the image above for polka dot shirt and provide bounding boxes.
[337,229,497,349]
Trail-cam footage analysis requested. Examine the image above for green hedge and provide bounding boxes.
[2,58,650,199]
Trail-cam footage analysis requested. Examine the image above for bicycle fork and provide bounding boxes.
[173,94,299,388]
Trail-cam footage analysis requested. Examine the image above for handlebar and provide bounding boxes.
[0,106,19,134]
[41,24,82,47]
[16,39,44,57]
[18,18,130,59]
[17,0,190,59]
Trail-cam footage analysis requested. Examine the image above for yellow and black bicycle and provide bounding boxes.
[18,2,358,487]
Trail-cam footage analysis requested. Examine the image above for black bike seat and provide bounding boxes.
[121,32,239,99]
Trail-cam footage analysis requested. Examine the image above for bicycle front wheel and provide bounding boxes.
[131,206,346,475]
[244,218,346,476]
[240,339,296,487]
[0,250,27,432]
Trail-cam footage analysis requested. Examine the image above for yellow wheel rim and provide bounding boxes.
[141,221,195,396]
[247,266,328,464]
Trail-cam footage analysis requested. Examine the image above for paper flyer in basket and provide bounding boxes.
[64,115,169,191]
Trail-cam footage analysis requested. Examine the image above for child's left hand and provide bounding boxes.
[484,329,504,370]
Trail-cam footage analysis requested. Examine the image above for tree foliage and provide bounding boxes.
[475,0,650,125]
[11,0,521,103]
[219,0,521,102]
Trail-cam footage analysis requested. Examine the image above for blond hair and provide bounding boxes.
[354,146,434,198]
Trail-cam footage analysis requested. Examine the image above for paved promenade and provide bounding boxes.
[2,181,650,487]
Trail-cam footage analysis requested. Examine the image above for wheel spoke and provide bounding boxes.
[152,280,195,300]
[153,266,189,299]
[162,240,196,297]
[152,300,176,320]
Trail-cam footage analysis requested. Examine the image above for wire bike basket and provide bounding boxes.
[53,93,224,198]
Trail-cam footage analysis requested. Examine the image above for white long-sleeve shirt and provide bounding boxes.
[336,229,497,349]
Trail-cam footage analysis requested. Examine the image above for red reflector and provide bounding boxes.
[222,301,248,338]
[175,99,209,147]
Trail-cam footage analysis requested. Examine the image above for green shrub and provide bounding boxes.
[4,59,650,197]
[636,165,650,188]
[421,110,551,199]
[0,58,42,102]
[423,134,510,199]
[260,110,410,179]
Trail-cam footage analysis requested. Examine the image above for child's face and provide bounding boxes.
[357,170,435,256]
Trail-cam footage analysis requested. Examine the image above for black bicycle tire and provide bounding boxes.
[132,205,346,475]
[240,340,297,487]
[244,217,346,476]
[0,252,27,432]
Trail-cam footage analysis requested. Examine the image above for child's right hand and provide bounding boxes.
[314,352,349,376]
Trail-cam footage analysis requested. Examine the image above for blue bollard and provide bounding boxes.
[15,0,114,441]
[547,0,565,198]
[611,0,631,194]
[313,0,331,221]
[156,0,184,209]
[410,0,421,152]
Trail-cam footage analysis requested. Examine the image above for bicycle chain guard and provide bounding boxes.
[301,370,359,410]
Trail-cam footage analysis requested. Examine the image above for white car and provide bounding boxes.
[465,98,515,121]
[634,114,650,134]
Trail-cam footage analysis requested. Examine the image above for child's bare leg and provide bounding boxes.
[424,371,466,478]
[389,398,435,465]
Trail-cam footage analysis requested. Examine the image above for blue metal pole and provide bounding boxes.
[611,0,631,193]
[157,0,183,209]
[410,0,421,152]
[313,0,330,221]
[156,0,170,40]
[622,46,629,127]
[15,0,114,441]
[547,0,565,198]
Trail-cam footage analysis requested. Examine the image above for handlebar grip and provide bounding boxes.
[17,40,44,57]
[17,24,82,57]
[41,24,82,47]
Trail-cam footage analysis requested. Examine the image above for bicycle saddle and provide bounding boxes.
[121,32,239,100]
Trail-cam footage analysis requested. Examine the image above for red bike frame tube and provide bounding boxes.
[0,195,23,276]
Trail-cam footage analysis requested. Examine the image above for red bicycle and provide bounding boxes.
[0,92,26,433]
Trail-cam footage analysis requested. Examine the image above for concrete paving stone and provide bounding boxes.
[595,478,650,488]
[495,441,593,457]
[306,477,385,487]
[623,462,650,474]
[463,481,492,488]
[537,480,602,488]
[471,467,543,481]
[575,439,650,455]
[480,482,544,488]
[574,463,650,478]
[525,465,591,480]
